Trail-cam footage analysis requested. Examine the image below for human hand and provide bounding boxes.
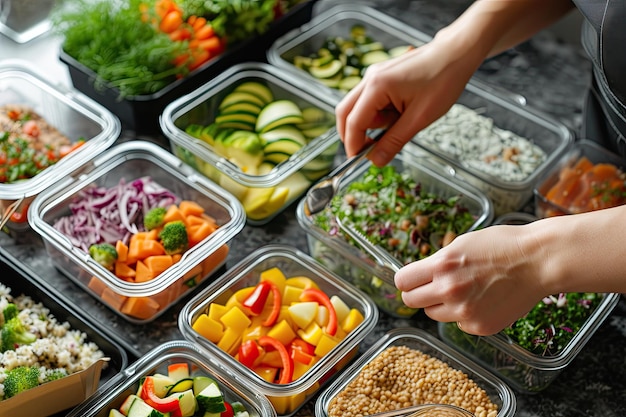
[335,40,478,167]
[394,224,549,335]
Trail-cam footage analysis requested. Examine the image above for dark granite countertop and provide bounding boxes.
[1,1,625,416]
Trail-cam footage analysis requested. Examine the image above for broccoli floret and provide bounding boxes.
[144,206,167,231]
[3,366,40,398]
[1,317,37,352]
[159,220,189,255]
[88,243,118,270]
[44,368,68,382]
[3,303,18,321]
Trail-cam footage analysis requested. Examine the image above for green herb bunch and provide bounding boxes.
[503,292,602,356]
[53,0,190,98]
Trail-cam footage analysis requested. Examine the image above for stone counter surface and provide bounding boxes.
[1,1,625,416]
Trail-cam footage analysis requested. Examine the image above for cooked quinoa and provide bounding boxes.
[0,284,105,400]
[328,345,498,417]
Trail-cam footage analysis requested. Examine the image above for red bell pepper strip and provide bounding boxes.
[258,335,293,384]
[242,281,272,315]
[290,338,315,356]
[221,402,234,417]
[300,288,337,336]
[141,376,181,413]
[238,339,262,368]
[261,281,281,327]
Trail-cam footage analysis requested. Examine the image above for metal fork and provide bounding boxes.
[365,404,475,417]
[335,215,404,273]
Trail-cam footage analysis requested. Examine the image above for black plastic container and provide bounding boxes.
[59,1,318,135]
[0,247,129,415]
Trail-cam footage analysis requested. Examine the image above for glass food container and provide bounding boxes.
[316,328,517,417]
[161,62,341,225]
[178,244,378,416]
[297,143,493,318]
[66,340,276,417]
[28,140,245,323]
[0,60,120,232]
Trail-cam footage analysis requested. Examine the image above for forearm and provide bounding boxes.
[526,205,626,294]
[432,0,575,68]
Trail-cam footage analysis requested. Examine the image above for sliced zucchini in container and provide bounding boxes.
[311,53,335,67]
[264,151,292,164]
[215,112,256,131]
[358,41,384,54]
[255,100,304,133]
[361,50,390,66]
[301,106,330,123]
[233,81,273,106]
[389,45,413,58]
[300,124,332,140]
[219,101,263,116]
[196,379,226,413]
[219,91,266,110]
[309,59,343,79]
[260,126,307,146]
[264,138,303,156]
[338,75,362,92]
[318,73,342,88]
[294,55,313,69]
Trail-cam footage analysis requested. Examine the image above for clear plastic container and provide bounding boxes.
[161,62,341,225]
[66,340,276,417]
[267,3,432,99]
[409,80,573,216]
[296,143,493,318]
[28,140,245,323]
[0,60,120,231]
[178,244,379,416]
[316,328,517,417]
[0,0,55,43]
[534,139,626,218]
[438,291,621,393]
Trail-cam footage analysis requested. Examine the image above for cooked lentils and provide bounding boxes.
[328,345,498,417]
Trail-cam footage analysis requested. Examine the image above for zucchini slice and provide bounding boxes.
[260,126,307,146]
[219,91,266,110]
[234,81,273,106]
[264,138,303,156]
[255,100,304,133]
[309,59,343,79]
[219,101,263,116]
[361,50,390,67]
[215,112,257,131]
[338,75,362,92]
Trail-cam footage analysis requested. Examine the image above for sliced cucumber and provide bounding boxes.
[219,91,266,110]
[127,398,165,417]
[193,376,216,396]
[196,380,226,413]
[166,377,194,395]
[234,81,273,105]
[255,100,303,133]
[231,401,251,417]
[309,59,343,79]
[263,152,291,164]
[301,107,329,123]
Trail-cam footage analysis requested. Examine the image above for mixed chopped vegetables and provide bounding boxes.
[313,164,477,265]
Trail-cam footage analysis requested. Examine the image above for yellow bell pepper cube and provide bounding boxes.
[208,303,228,322]
[288,390,307,411]
[260,267,287,295]
[220,306,252,332]
[282,284,304,305]
[341,308,365,333]
[292,359,313,381]
[217,327,242,356]
[284,276,319,290]
[314,333,339,357]
[269,395,289,415]
[267,319,296,346]
[253,365,278,383]
[297,321,323,346]
[260,349,283,368]
[192,313,224,343]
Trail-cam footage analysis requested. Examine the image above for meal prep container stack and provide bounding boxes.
[178,244,379,416]
[267,4,432,99]
[161,61,341,225]
[60,1,318,134]
[534,139,626,218]
[0,61,120,232]
[297,144,493,318]
[316,328,517,417]
[65,340,276,417]
[0,248,128,416]
[28,140,245,323]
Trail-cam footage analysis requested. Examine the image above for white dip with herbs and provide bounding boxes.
[414,103,547,182]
